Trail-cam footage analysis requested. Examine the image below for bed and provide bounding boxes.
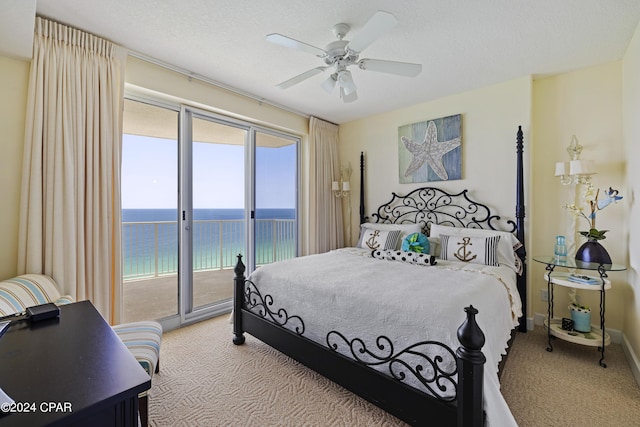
[232,126,527,427]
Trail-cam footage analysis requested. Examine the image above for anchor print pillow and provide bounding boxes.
[357,228,402,251]
[439,234,500,267]
[357,222,421,250]
[429,224,521,273]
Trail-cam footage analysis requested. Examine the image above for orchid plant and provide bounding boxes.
[565,183,622,241]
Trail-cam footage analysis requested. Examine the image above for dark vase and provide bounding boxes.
[575,239,612,264]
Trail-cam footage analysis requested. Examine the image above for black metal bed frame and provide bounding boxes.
[232,126,526,427]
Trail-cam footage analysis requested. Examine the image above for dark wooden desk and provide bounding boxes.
[0,300,151,426]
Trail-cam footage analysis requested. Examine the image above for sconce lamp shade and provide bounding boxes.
[342,181,350,191]
[332,181,339,191]
[569,159,595,176]
[556,135,596,185]
[555,162,568,177]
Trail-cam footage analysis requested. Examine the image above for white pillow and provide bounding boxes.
[439,235,500,267]
[359,222,422,250]
[357,228,402,250]
[429,223,521,272]
[427,237,441,257]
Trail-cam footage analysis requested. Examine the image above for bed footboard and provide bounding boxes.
[232,255,486,427]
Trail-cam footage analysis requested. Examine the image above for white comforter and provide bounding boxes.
[247,247,522,426]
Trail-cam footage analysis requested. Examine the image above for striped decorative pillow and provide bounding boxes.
[439,235,501,266]
[0,274,63,316]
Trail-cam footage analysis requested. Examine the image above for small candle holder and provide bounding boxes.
[554,235,567,262]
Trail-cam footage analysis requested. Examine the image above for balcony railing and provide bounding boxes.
[122,219,296,280]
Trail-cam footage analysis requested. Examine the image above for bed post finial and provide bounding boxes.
[233,254,246,345]
[515,126,525,235]
[456,305,485,427]
[515,125,527,332]
[359,151,366,224]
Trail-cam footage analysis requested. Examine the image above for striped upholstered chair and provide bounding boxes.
[112,320,162,425]
[0,274,162,426]
[0,274,75,314]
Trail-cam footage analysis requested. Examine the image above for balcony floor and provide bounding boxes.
[122,269,234,323]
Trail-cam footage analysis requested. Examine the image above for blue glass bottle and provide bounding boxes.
[554,235,567,262]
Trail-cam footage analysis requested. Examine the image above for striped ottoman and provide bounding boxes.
[112,320,162,426]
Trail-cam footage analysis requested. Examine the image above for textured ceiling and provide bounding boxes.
[16,1,640,123]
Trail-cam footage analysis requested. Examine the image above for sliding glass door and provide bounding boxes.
[253,130,298,272]
[122,98,299,328]
[180,108,248,320]
[122,99,180,323]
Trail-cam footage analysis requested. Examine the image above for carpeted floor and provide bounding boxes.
[500,327,640,426]
[148,315,640,426]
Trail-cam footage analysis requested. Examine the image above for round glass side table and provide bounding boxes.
[533,256,626,368]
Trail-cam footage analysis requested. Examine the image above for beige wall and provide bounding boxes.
[622,20,640,373]
[339,76,533,311]
[0,55,29,280]
[532,62,626,332]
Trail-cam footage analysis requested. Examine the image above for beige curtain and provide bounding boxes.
[308,117,344,253]
[17,17,126,324]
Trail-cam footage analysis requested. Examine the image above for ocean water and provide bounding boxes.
[122,208,296,279]
[122,208,295,222]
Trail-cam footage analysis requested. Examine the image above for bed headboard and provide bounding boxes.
[370,187,516,235]
[358,126,527,332]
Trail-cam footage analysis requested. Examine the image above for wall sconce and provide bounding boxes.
[332,163,352,198]
[555,135,596,185]
[332,163,353,245]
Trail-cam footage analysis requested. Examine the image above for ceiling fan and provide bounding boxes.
[266,10,422,103]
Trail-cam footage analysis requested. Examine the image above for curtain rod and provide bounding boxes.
[127,50,311,119]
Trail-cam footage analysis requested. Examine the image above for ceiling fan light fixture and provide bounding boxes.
[337,70,356,95]
[321,74,337,93]
[340,87,358,103]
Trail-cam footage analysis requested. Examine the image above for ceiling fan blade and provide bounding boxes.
[266,33,328,58]
[276,67,327,89]
[345,11,398,54]
[358,59,422,77]
[340,87,358,103]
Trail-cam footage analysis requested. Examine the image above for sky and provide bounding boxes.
[121,134,296,209]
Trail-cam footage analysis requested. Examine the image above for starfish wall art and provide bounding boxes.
[398,114,462,183]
